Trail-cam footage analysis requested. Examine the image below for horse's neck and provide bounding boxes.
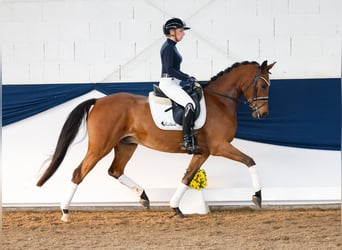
[207,74,242,100]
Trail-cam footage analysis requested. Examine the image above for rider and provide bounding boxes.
[159,17,199,154]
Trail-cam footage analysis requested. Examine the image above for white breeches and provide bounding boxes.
[159,78,196,109]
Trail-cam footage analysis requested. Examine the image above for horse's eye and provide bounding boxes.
[260,84,268,89]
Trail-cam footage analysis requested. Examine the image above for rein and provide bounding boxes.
[203,88,248,104]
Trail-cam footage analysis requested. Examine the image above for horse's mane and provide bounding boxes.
[206,61,259,85]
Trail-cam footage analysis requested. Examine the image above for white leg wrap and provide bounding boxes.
[118,174,143,196]
[60,182,78,210]
[249,166,261,192]
[170,183,189,208]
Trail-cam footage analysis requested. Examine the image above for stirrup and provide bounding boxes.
[181,136,200,154]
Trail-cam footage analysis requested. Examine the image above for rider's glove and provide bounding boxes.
[183,76,197,91]
[181,77,196,94]
[187,76,197,86]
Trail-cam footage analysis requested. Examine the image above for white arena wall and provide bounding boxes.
[1,0,341,207]
[1,0,341,82]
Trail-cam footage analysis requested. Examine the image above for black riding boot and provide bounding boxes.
[182,103,199,154]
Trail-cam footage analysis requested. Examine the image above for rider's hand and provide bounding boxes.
[187,76,197,85]
[182,77,196,93]
[185,76,196,88]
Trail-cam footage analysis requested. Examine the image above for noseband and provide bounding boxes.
[204,66,271,118]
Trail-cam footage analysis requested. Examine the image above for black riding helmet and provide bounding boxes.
[163,18,190,35]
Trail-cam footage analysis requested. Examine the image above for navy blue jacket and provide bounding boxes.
[160,39,189,81]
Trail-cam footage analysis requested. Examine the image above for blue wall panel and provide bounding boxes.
[3,78,341,150]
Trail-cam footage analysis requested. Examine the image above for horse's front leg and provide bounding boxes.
[170,153,209,218]
[212,142,262,208]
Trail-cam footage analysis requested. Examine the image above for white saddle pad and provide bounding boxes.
[148,91,207,131]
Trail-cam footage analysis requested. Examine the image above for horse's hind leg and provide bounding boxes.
[108,141,150,209]
[60,150,109,222]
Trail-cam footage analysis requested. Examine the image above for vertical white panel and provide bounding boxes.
[321,35,342,57]
[0,2,13,22]
[104,40,136,64]
[227,0,257,16]
[59,42,76,62]
[2,42,15,64]
[120,20,161,47]
[189,0,227,21]
[288,0,320,15]
[273,35,291,57]
[270,0,289,16]
[59,22,90,42]
[2,63,29,84]
[162,0,209,18]
[42,1,65,22]
[75,40,105,63]
[226,16,274,38]
[179,36,198,61]
[1,22,29,42]
[319,0,342,16]
[14,42,44,63]
[291,35,322,58]
[59,62,90,83]
[29,63,44,83]
[228,36,259,60]
[121,58,152,81]
[12,2,42,22]
[256,0,272,16]
[90,63,120,83]
[150,59,162,81]
[259,36,276,61]
[44,41,76,63]
[28,22,60,42]
[43,41,60,62]
[43,62,60,83]
[132,0,164,21]
[275,16,339,37]
[89,21,119,42]
[183,59,212,80]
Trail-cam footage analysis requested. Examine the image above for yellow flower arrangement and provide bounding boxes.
[189,169,208,190]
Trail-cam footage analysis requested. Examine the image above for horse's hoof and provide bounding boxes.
[139,191,150,209]
[61,213,71,223]
[252,195,262,208]
[140,199,150,209]
[172,207,185,219]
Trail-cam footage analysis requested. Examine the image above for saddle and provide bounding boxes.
[153,84,202,125]
[148,83,206,131]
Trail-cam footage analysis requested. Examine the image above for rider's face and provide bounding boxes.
[170,28,185,42]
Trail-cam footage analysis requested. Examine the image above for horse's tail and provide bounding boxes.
[36,98,97,187]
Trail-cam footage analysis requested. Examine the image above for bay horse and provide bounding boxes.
[37,60,275,222]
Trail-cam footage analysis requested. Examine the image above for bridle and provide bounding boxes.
[244,67,271,118]
[203,66,271,118]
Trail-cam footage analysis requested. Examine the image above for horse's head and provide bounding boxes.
[242,60,276,119]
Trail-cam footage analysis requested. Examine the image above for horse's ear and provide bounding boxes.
[266,61,276,73]
[261,60,276,73]
[261,60,268,71]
